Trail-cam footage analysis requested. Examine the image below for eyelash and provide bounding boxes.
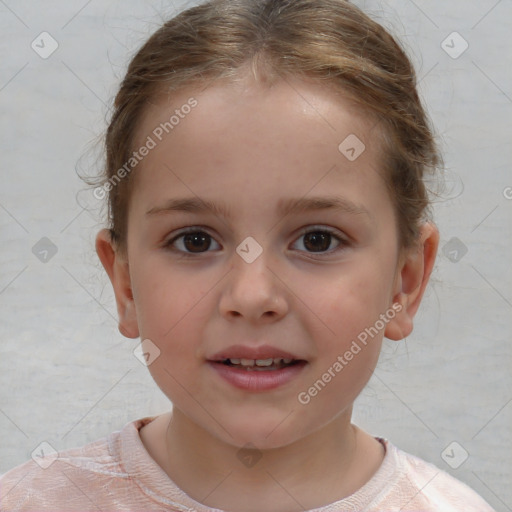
[164,226,350,258]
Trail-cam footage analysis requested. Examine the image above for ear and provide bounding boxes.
[384,222,439,341]
[95,229,139,339]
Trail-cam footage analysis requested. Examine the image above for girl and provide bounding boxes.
[0,0,496,510]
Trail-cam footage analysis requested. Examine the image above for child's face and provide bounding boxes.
[108,76,412,448]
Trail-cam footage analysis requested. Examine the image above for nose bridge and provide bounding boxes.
[220,236,288,320]
[232,236,275,292]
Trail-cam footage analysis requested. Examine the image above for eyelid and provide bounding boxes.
[169,226,215,237]
[295,224,348,241]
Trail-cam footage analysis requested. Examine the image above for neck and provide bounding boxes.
[150,408,384,512]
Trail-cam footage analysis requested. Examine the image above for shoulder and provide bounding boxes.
[379,440,496,512]
[0,429,127,510]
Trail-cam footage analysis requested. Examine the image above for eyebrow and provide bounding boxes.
[145,196,371,219]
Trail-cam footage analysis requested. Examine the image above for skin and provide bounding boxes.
[96,73,438,512]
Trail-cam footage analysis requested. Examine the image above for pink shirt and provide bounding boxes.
[0,416,495,511]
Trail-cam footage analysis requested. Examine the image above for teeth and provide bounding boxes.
[255,358,274,367]
[226,357,295,367]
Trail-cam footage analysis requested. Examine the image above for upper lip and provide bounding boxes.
[208,344,304,361]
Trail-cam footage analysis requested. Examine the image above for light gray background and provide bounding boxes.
[1,0,511,510]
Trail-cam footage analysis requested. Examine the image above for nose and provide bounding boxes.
[218,246,289,324]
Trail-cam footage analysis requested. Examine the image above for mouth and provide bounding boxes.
[207,345,308,391]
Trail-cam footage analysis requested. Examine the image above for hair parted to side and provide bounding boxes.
[90,0,442,257]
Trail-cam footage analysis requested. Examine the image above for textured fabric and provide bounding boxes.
[1,416,495,511]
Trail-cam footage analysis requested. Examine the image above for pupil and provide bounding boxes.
[304,232,330,252]
[184,233,210,252]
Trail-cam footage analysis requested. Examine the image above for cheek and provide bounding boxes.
[310,265,393,344]
[131,256,216,342]
[296,275,387,418]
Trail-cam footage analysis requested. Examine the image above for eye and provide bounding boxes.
[165,229,221,254]
[165,226,348,256]
[291,227,347,254]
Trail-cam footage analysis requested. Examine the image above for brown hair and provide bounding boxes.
[89,0,441,257]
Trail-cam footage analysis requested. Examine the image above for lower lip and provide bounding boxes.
[207,361,307,391]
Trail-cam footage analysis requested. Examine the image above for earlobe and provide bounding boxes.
[384,222,439,341]
[95,229,140,339]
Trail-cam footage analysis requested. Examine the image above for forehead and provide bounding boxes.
[129,76,390,218]
[138,74,377,146]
